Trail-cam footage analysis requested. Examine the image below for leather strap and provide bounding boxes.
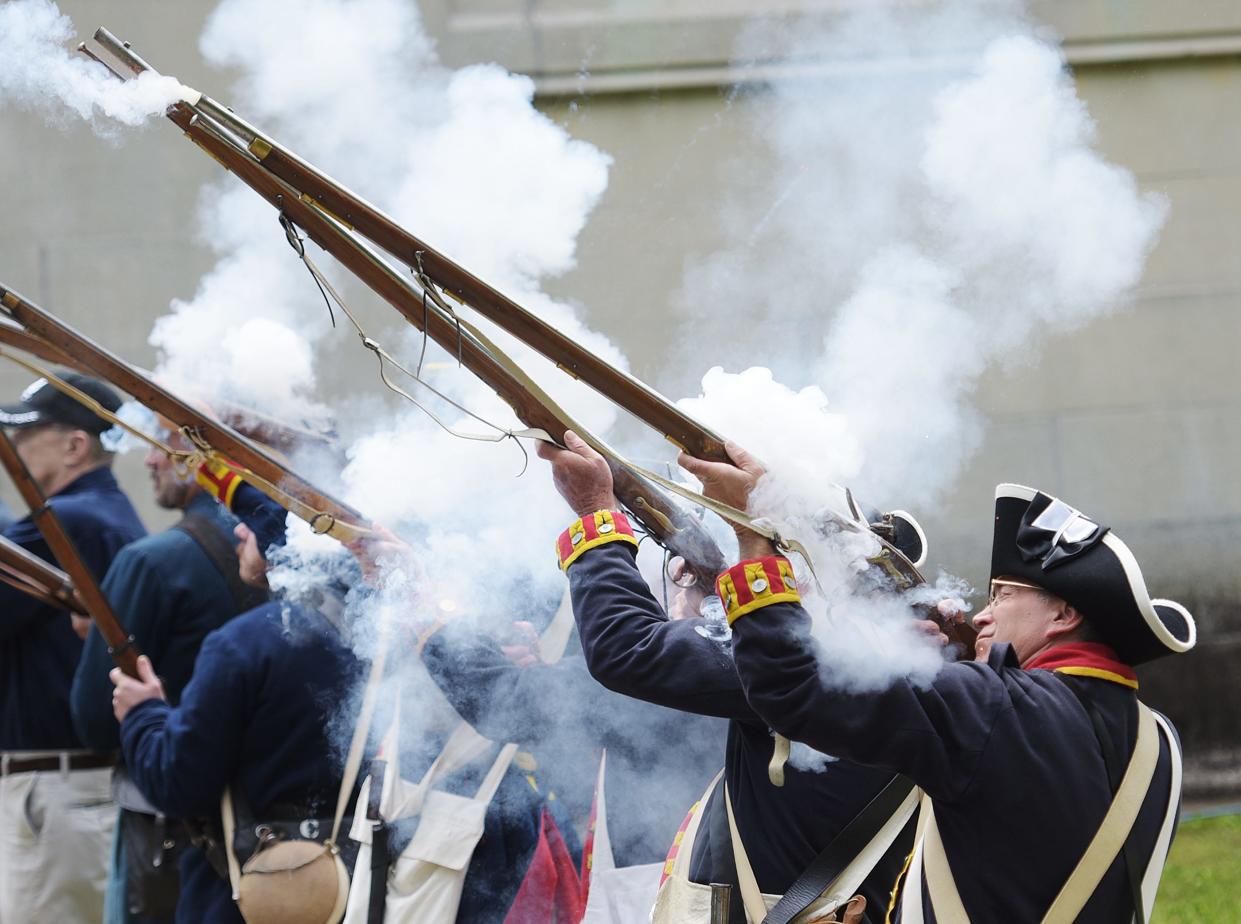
[173,512,267,613]
[762,775,918,924]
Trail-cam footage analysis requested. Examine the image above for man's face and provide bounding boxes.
[12,424,73,494]
[145,423,197,510]
[972,577,1064,663]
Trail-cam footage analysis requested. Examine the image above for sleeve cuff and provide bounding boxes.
[556,510,638,571]
[716,556,801,625]
[195,457,244,509]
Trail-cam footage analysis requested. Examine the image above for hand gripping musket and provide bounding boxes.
[79,32,977,651]
[0,533,86,615]
[0,286,371,546]
[0,429,140,675]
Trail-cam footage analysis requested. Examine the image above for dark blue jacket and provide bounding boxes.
[120,599,363,924]
[72,494,249,751]
[1,467,146,750]
[422,620,723,868]
[730,598,1180,922]
[566,542,909,918]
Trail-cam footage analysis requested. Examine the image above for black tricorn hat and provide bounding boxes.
[991,484,1195,665]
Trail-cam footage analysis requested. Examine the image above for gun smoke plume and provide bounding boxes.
[0,0,192,133]
[674,1,1166,712]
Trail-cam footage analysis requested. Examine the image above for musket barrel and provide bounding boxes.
[92,27,154,77]
[88,28,727,462]
[0,285,369,543]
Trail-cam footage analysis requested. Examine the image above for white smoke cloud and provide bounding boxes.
[672,4,1165,694]
[0,0,192,133]
[163,0,619,644]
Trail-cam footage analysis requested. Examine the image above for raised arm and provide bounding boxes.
[538,431,756,719]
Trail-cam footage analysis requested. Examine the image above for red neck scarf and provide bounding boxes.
[1024,642,1138,689]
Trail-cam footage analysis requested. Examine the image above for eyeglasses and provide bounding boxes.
[988,577,1043,605]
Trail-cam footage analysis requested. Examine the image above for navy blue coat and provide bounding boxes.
[72,494,249,751]
[422,620,723,868]
[121,599,363,924]
[1,467,146,750]
[566,542,909,918]
[730,598,1180,922]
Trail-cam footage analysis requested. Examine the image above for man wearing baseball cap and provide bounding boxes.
[0,373,147,924]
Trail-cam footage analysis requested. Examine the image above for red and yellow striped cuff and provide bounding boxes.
[556,510,638,571]
[716,557,801,625]
[195,458,243,510]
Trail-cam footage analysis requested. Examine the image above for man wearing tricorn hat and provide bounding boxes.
[671,441,1192,922]
[0,373,147,924]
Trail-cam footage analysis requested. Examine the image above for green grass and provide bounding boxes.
[1155,813,1241,922]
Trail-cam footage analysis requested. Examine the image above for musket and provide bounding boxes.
[0,533,86,614]
[89,29,728,466]
[0,315,342,463]
[83,31,731,588]
[0,429,139,675]
[0,286,370,545]
[77,33,978,652]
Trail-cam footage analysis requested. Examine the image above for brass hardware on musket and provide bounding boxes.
[249,137,273,160]
[632,496,676,535]
[185,130,232,172]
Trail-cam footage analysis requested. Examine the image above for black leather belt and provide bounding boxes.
[1,752,116,775]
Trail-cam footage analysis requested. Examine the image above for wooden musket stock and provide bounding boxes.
[0,286,368,543]
[77,32,978,646]
[90,28,727,465]
[82,31,729,587]
[0,534,86,614]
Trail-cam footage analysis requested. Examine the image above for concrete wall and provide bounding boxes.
[1,2,1237,764]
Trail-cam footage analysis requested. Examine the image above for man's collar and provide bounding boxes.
[1024,641,1138,689]
[54,465,118,497]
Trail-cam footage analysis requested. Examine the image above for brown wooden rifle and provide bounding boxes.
[84,29,730,589]
[0,286,369,545]
[75,33,978,653]
[0,316,342,463]
[0,429,139,675]
[0,533,86,615]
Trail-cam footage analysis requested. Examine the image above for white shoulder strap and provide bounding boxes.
[537,587,576,664]
[909,701,1163,924]
[328,637,388,849]
[222,788,243,900]
[724,783,768,924]
[472,743,519,806]
[1041,702,1160,922]
[1139,712,1181,918]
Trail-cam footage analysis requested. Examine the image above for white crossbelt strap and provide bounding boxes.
[906,702,1164,923]
[724,784,769,924]
[1042,703,1160,922]
[1138,712,1182,919]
